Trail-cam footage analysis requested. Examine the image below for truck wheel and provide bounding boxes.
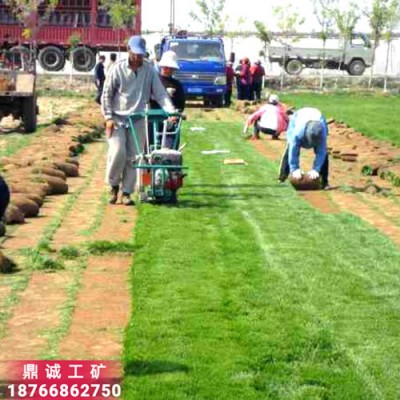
[285,59,303,75]
[347,59,366,76]
[72,47,96,72]
[38,46,65,71]
[22,95,37,133]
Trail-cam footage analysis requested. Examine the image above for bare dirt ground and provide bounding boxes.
[0,97,134,381]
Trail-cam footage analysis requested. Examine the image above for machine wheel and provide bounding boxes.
[285,59,303,75]
[347,59,366,76]
[72,47,96,72]
[21,95,37,133]
[38,46,65,71]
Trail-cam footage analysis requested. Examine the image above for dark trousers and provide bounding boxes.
[252,80,262,100]
[278,145,329,187]
[95,80,105,105]
[224,88,232,106]
[238,84,251,100]
[0,176,10,219]
[254,122,277,138]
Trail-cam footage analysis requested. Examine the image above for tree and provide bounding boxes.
[381,0,400,91]
[254,20,272,63]
[273,6,305,90]
[5,0,58,52]
[189,0,225,35]
[332,3,359,73]
[99,0,137,52]
[67,32,81,85]
[313,0,338,89]
[364,0,399,88]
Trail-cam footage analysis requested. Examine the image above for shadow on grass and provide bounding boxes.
[186,184,288,189]
[125,360,190,376]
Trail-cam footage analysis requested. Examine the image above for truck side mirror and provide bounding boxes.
[154,44,161,62]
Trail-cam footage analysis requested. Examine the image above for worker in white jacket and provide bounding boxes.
[101,36,176,205]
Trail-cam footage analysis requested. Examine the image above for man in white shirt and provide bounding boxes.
[101,36,175,205]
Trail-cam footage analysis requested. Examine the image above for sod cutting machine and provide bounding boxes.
[127,108,187,204]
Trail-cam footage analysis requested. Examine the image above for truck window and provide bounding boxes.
[169,41,223,61]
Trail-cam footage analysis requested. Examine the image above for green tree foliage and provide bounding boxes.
[254,20,272,60]
[5,0,58,41]
[365,0,400,86]
[99,0,136,31]
[313,0,337,88]
[99,0,137,50]
[189,0,225,35]
[332,3,360,69]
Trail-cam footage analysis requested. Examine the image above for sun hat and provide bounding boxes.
[158,50,180,69]
[128,36,146,55]
[303,120,323,148]
[268,94,279,104]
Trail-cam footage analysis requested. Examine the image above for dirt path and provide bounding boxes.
[0,101,135,381]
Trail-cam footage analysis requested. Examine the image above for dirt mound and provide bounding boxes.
[289,174,321,191]
[0,251,15,273]
[11,197,40,218]
[4,204,25,224]
[53,162,79,177]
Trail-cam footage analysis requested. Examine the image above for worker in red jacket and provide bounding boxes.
[244,94,289,140]
[225,61,235,107]
[250,60,265,100]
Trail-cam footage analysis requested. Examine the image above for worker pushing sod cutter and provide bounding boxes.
[127,107,187,203]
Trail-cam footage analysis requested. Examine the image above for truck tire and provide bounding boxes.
[72,47,96,72]
[285,59,303,75]
[206,95,223,108]
[347,59,366,76]
[21,95,37,133]
[38,46,65,72]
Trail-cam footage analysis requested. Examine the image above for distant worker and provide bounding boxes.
[0,174,10,236]
[250,60,265,101]
[101,36,176,205]
[244,94,289,140]
[150,50,185,148]
[238,57,252,100]
[225,61,235,107]
[106,52,117,75]
[278,107,329,189]
[94,55,106,104]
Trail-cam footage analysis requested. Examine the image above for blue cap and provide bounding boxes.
[128,36,146,55]
[303,121,323,148]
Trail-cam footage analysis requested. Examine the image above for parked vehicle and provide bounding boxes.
[268,36,373,76]
[156,32,227,107]
[0,49,37,133]
[0,0,141,72]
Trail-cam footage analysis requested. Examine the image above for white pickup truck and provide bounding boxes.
[268,36,373,76]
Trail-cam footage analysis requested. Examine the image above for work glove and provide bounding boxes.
[307,169,320,180]
[291,169,303,180]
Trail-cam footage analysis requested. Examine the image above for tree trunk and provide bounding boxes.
[319,39,326,90]
[368,41,378,89]
[383,40,391,92]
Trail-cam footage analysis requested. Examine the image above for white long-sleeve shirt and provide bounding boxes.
[101,59,175,122]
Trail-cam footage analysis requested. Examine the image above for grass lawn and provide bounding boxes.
[280,92,400,145]
[123,105,400,399]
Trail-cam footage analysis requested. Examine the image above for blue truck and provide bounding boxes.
[156,33,227,107]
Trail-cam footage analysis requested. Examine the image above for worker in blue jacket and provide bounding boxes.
[278,107,329,188]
